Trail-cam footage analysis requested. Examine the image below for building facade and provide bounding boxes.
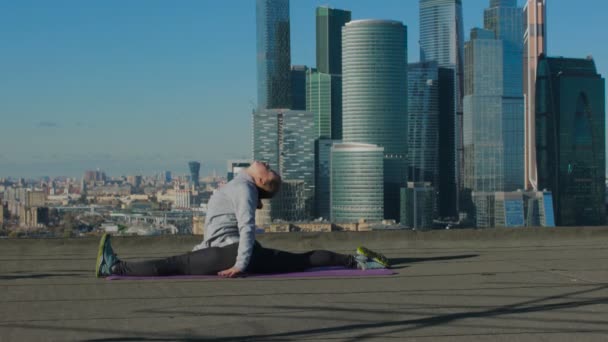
[536,56,606,226]
[315,139,340,220]
[523,0,547,190]
[419,0,465,201]
[342,19,408,221]
[331,143,384,223]
[306,70,343,140]
[400,182,435,229]
[256,0,291,109]
[290,65,308,110]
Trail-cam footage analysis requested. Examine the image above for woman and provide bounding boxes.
[95,161,389,278]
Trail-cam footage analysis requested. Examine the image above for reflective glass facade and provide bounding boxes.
[315,139,340,220]
[536,57,606,226]
[342,20,408,220]
[419,0,465,197]
[306,71,342,139]
[256,0,291,110]
[253,109,316,220]
[316,7,351,75]
[408,62,439,185]
[331,143,384,223]
[290,65,308,110]
[400,182,435,229]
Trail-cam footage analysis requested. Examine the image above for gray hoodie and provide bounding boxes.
[191,172,257,270]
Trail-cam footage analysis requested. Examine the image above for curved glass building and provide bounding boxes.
[342,19,408,220]
[330,143,384,223]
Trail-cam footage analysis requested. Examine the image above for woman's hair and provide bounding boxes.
[259,171,281,198]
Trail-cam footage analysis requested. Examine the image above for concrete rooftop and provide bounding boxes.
[1,228,608,341]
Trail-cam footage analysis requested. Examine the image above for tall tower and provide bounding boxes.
[523,0,547,190]
[316,7,351,75]
[188,161,200,188]
[342,20,408,221]
[256,0,291,110]
[484,0,525,191]
[536,56,605,226]
[419,0,464,213]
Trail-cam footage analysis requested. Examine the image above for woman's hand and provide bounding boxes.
[218,267,243,278]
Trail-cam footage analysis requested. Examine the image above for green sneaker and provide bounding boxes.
[355,255,387,270]
[356,246,390,268]
[95,233,119,278]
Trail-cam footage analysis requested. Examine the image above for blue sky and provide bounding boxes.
[0,0,606,178]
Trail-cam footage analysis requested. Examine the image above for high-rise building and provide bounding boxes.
[342,20,408,221]
[306,70,343,140]
[523,0,547,190]
[437,68,457,218]
[307,7,350,141]
[331,143,384,223]
[536,56,606,226]
[253,109,316,221]
[315,139,341,220]
[419,0,465,204]
[188,162,200,188]
[256,0,291,110]
[408,62,439,185]
[484,0,525,191]
[316,7,351,75]
[400,182,435,229]
[291,65,308,110]
[165,171,172,183]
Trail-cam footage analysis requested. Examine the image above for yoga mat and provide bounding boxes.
[106,267,395,280]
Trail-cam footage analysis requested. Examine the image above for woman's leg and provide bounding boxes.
[112,243,239,276]
[247,242,356,274]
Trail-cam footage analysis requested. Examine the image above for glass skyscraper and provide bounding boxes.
[315,139,341,220]
[408,62,439,185]
[252,109,316,221]
[342,19,408,221]
[331,143,384,223]
[316,7,351,75]
[536,56,606,226]
[307,7,350,140]
[306,70,342,139]
[419,0,464,204]
[463,28,504,193]
[256,0,291,110]
[291,65,308,110]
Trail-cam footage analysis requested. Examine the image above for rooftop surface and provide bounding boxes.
[1,228,608,341]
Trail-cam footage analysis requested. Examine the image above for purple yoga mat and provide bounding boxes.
[106,267,395,280]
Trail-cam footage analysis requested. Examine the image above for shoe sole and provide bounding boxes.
[357,246,390,268]
[95,234,109,278]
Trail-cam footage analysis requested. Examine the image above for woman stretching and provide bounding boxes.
[95,161,389,278]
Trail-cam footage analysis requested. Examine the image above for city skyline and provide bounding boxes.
[1,0,607,178]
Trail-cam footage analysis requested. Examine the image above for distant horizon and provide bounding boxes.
[1,0,606,177]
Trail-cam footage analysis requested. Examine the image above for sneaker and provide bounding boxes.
[356,246,390,268]
[95,233,120,278]
[355,255,387,270]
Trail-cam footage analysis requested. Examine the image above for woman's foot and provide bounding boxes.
[356,246,390,268]
[354,255,388,270]
[95,233,120,278]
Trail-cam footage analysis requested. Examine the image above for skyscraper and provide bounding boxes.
[523,0,547,190]
[188,161,200,188]
[253,109,316,221]
[290,65,308,110]
[331,143,384,223]
[408,62,439,185]
[342,19,408,221]
[256,0,291,110]
[307,7,350,140]
[463,28,505,193]
[419,0,464,207]
[484,0,525,192]
[315,138,341,220]
[316,7,351,75]
[536,56,606,226]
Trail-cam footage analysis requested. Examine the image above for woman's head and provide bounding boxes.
[248,161,281,198]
